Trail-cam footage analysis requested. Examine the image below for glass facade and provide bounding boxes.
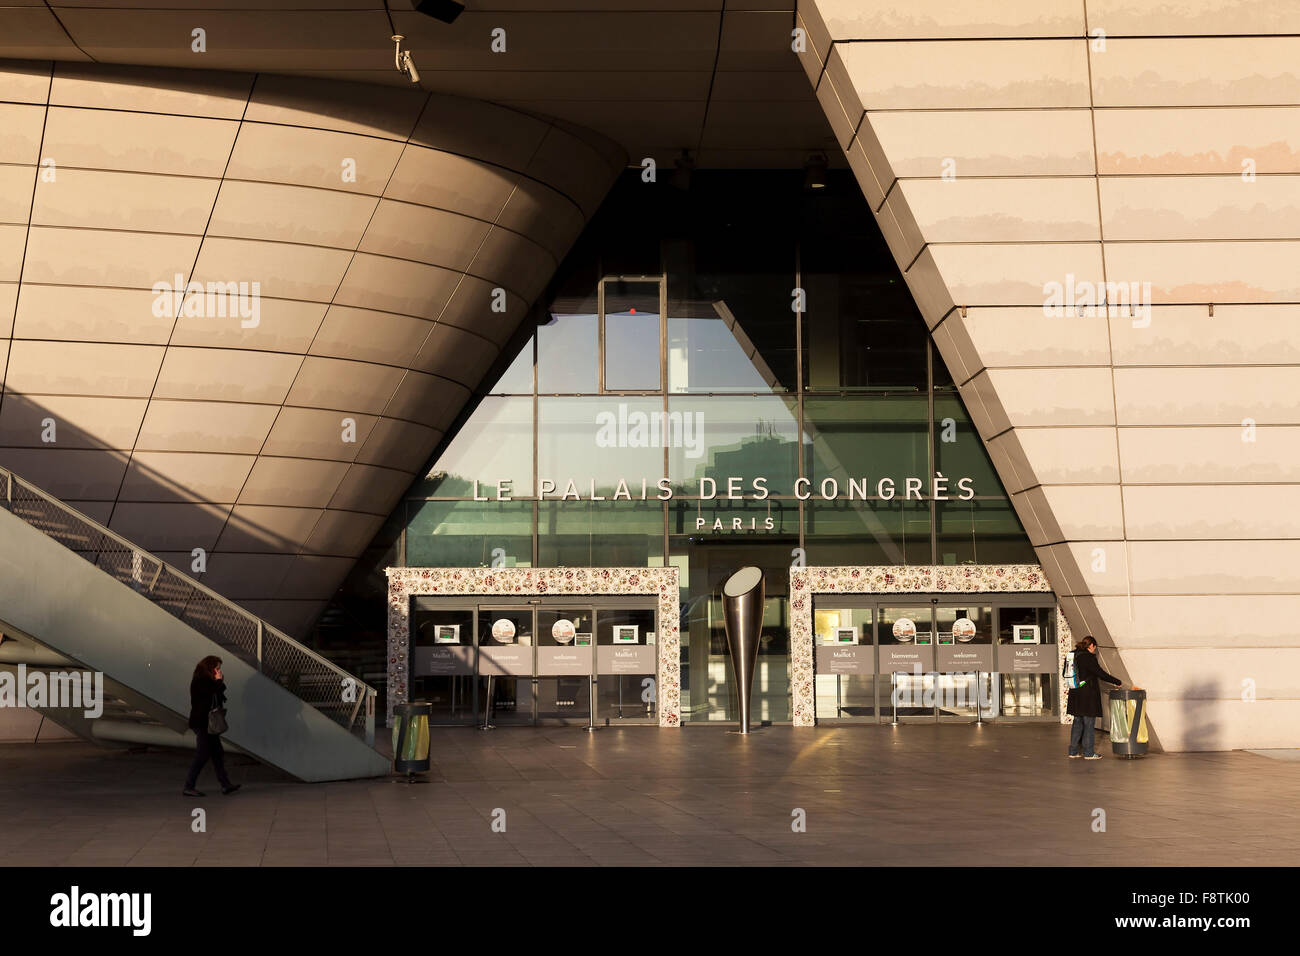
[327,170,1039,723]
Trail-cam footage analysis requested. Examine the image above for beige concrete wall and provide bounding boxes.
[0,62,624,637]
[798,0,1300,750]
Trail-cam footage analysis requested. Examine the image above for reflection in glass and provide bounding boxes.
[878,605,935,719]
[813,604,875,719]
[800,188,928,391]
[596,607,657,722]
[418,396,532,497]
[804,499,930,566]
[538,395,665,491]
[936,604,993,719]
[667,395,801,495]
[489,336,534,395]
[666,218,796,391]
[998,606,1057,718]
[936,499,1037,566]
[538,501,664,567]
[934,395,1001,498]
[409,603,475,723]
[538,311,598,393]
[405,500,533,568]
[537,607,594,722]
[476,608,534,724]
[603,280,661,391]
[805,395,929,490]
[667,303,783,393]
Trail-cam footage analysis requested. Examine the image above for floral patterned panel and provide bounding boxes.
[789,565,1067,726]
[385,567,681,727]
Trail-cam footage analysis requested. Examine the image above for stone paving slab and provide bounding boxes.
[1,724,1297,866]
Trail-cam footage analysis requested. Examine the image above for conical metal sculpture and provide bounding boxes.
[721,566,765,734]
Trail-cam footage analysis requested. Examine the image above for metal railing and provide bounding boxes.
[1,465,376,747]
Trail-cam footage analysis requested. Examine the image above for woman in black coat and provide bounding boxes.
[1067,636,1123,759]
[183,656,240,796]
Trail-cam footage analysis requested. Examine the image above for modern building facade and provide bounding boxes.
[0,2,1296,755]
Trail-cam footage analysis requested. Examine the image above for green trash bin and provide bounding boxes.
[1108,688,1148,758]
[392,701,431,780]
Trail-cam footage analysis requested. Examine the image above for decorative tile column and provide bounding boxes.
[385,567,680,727]
[789,565,1066,726]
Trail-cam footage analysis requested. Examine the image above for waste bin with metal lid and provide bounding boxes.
[391,701,431,781]
[1108,688,1148,758]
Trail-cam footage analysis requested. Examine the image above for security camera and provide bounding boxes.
[401,50,420,84]
[392,35,420,84]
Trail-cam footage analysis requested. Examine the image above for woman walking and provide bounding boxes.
[183,656,241,796]
[1067,635,1123,759]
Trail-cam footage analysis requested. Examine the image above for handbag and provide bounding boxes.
[207,693,228,735]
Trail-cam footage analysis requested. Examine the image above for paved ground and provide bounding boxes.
[1,724,1297,866]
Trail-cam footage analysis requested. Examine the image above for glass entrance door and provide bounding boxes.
[877,605,935,721]
[935,604,994,721]
[477,606,535,725]
[812,602,876,720]
[537,607,594,724]
[595,606,657,723]
[409,600,477,724]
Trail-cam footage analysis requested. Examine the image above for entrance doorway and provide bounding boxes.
[409,596,658,727]
[812,595,1054,724]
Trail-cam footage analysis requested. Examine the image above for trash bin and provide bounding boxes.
[1108,688,1148,758]
[391,701,431,779]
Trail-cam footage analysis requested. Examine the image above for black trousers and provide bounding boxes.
[185,730,232,790]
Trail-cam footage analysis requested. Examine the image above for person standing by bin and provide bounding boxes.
[1067,636,1122,760]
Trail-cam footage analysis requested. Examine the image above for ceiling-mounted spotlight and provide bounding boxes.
[392,34,420,83]
[416,0,466,24]
[670,149,695,191]
[804,153,828,191]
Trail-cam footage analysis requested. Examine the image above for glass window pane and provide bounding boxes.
[417,396,532,497]
[538,311,597,393]
[934,394,1002,498]
[667,309,783,393]
[805,395,929,491]
[538,396,665,494]
[997,606,1058,718]
[667,395,801,496]
[804,499,931,566]
[489,336,534,395]
[666,217,797,393]
[538,500,664,567]
[935,499,1037,565]
[801,176,928,391]
[603,280,661,391]
[405,500,532,568]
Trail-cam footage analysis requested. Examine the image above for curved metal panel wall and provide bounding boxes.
[0,61,624,637]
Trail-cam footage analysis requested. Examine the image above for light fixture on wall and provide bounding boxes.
[392,34,420,83]
[670,149,695,191]
[804,152,828,190]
